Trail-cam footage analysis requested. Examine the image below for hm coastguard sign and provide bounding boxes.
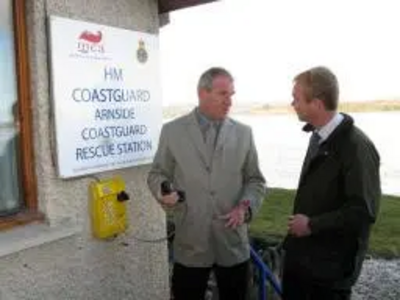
[49,16,162,178]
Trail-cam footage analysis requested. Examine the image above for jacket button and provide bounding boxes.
[210,191,215,196]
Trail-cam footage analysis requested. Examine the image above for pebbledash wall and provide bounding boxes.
[0,0,172,299]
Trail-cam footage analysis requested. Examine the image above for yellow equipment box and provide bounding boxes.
[89,176,129,239]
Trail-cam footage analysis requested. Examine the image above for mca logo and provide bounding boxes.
[77,30,105,54]
[79,30,102,43]
[136,39,148,64]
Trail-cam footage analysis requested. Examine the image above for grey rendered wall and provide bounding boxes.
[0,0,169,299]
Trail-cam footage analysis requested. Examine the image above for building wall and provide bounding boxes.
[0,0,169,299]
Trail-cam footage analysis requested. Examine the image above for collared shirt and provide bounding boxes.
[315,113,344,143]
[195,107,222,141]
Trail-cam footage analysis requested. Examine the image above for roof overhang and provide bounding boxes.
[158,0,218,14]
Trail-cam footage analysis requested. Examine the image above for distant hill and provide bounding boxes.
[162,100,400,119]
[162,102,264,119]
[249,100,400,115]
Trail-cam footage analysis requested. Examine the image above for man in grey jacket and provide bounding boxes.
[147,67,266,300]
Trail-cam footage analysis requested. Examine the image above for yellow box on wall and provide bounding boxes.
[89,176,129,239]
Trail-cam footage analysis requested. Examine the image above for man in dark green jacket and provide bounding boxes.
[282,66,381,300]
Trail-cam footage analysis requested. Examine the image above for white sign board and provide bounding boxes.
[49,16,162,178]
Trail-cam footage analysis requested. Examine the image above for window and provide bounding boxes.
[0,0,20,216]
[0,0,41,230]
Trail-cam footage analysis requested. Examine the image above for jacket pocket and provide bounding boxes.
[306,241,351,283]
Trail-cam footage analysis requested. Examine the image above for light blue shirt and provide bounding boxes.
[195,107,222,141]
[316,113,344,143]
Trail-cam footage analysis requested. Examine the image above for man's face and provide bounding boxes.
[291,82,318,123]
[199,75,234,120]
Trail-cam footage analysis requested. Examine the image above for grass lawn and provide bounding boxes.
[249,188,400,259]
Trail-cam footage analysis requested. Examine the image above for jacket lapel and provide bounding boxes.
[184,112,234,168]
[299,148,318,183]
[185,111,209,167]
[215,118,233,153]
[299,124,316,183]
[299,141,330,185]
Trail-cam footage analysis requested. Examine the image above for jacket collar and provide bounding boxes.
[302,113,354,144]
[298,113,354,184]
[184,109,233,168]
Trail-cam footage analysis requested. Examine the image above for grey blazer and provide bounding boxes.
[147,110,266,267]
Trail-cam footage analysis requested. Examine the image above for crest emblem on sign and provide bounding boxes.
[136,39,148,63]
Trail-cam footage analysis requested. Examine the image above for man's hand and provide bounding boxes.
[219,200,250,229]
[288,214,311,237]
[159,191,179,209]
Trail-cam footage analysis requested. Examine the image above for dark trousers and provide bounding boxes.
[282,264,351,300]
[172,260,250,300]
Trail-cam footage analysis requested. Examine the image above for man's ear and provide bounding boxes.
[198,88,208,100]
[314,98,325,110]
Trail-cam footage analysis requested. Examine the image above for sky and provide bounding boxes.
[159,0,400,107]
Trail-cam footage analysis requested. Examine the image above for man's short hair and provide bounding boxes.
[294,66,339,111]
[197,67,233,92]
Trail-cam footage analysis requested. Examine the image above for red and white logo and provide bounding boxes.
[77,30,104,54]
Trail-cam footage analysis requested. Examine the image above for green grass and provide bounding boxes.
[249,188,400,259]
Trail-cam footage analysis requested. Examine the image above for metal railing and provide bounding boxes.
[250,246,282,300]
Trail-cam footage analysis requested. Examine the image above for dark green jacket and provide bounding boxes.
[284,114,381,289]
